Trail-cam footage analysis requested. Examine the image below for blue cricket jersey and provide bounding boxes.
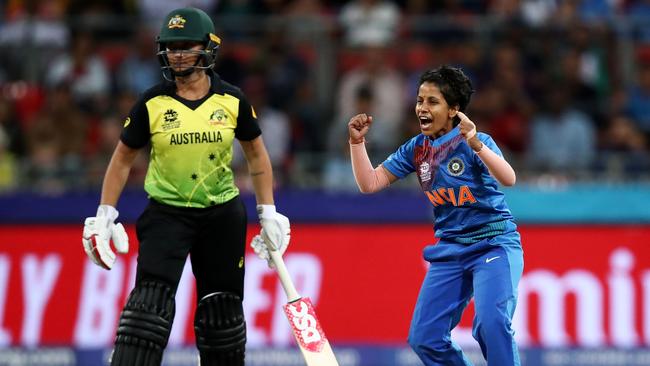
[382,126,516,243]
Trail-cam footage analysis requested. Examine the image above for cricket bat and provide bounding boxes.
[268,249,340,366]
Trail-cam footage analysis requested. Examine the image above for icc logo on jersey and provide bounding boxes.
[419,162,431,182]
[447,157,465,176]
[162,109,181,130]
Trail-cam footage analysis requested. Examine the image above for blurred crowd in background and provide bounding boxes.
[1,0,650,194]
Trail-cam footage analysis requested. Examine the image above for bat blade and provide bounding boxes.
[267,248,339,365]
[283,297,339,366]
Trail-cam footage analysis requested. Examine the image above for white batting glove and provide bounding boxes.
[82,205,129,270]
[257,204,291,251]
[253,205,290,267]
[250,232,285,268]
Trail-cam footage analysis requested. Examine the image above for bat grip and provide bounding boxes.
[269,250,301,302]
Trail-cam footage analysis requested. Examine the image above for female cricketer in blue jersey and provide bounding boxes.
[348,65,523,366]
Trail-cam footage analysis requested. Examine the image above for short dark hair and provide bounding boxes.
[418,65,474,113]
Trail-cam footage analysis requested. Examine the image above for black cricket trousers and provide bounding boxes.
[134,196,248,299]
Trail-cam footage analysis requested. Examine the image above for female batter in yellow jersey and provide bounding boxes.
[80,7,289,366]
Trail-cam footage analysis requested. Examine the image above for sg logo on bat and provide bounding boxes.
[284,297,326,352]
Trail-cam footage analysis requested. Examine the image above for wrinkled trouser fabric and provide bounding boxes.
[408,231,523,366]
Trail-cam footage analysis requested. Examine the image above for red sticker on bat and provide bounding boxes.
[283,297,327,352]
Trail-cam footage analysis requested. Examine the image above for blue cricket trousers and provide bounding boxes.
[408,231,524,366]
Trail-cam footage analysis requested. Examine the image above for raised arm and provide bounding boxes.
[457,111,516,186]
[348,113,398,193]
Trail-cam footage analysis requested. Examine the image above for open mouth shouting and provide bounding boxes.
[419,115,433,132]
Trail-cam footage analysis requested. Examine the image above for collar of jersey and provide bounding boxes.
[425,126,461,147]
[163,70,225,95]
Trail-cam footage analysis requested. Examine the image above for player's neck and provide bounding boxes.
[175,72,210,100]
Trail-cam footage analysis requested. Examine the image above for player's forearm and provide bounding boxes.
[100,142,139,206]
[474,143,516,186]
[349,141,390,194]
[249,160,274,205]
[242,137,274,205]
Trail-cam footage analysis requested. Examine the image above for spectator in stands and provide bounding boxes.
[284,0,330,42]
[517,0,619,27]
[628,0,650,44]
[489,42,528,97]
[598,115,648,176]
[0,127,18,192]
[625,59,650,139]
[284,80,329,186]
[328,82,390,160]
[471,84,530,156]
[488,0,558,27]
[217,0,257,16]
[250,26,309,110]
[242,74,291,185]
[556,46,601,121]
[137,0,219,25]
[575,0,621,23]
[0,98,25,157]
[527,85,596,173]
[116,26,161,95]
[403,0,433,15]
[45,31,110,113]
[567,24,611,96]
[469,42,531,157]
[85,111,150,189]
[114,91,138,119]
[85,114,123,187]
[289,79,328,155]
[601,115,647,151]
[401,0,441,40]
[253,0,287,14]
[24,81,88,191]
[0,0,69,82]
[324,81,377,191]
[65,0,132,39]
[339,0,400,47]
[334,45,406,157]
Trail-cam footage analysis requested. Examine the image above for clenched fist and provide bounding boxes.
[348,113,373,144]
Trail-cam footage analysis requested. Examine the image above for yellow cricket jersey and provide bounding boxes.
[120,72,261,208]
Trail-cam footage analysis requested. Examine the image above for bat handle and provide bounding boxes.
[269,250,301,302]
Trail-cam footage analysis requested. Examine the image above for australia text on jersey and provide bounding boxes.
[169,131,223,145]
[425,185,477,207]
